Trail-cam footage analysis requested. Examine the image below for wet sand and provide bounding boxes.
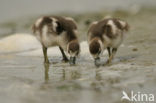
[0,8,156,103]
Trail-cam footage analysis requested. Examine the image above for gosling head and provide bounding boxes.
[67,40,80,65]
[89,38,103,67]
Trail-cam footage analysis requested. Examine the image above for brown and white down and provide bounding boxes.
[32,16,80,65]
[87,18,129,66]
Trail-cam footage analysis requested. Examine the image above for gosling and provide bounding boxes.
[87,18,129,66]
[32,16,80,65]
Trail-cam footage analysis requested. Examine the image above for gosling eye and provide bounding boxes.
[76,51,79,55]
[98,50,101,54]
[68,50,71,54]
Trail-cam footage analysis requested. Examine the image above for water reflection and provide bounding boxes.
[61,69,65,81]
[95,69,102,81]
[44,63,49,83]
[43,63,81,83]
[59,68,81,81]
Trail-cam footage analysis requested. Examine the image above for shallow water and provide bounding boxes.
[0,8,156,103]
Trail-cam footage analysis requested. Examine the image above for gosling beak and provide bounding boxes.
[94,57,101,67]
[69,57,76,65]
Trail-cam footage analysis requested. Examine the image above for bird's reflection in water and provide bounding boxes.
[44,63,50,83]
[95,69,102,81]
[61,68,81,81]
[61,69,65,81]
[43,63,81,83]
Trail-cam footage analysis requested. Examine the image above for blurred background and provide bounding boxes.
[0,0,156,22]
[0,1,156,103]
[0,0,156,38]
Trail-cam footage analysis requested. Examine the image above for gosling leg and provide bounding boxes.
[107,48,117,64]
[59,46,69,62]
[107,47,111,57]
[42,46,49,64]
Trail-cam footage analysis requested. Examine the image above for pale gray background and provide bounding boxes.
[0,0,156,23]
